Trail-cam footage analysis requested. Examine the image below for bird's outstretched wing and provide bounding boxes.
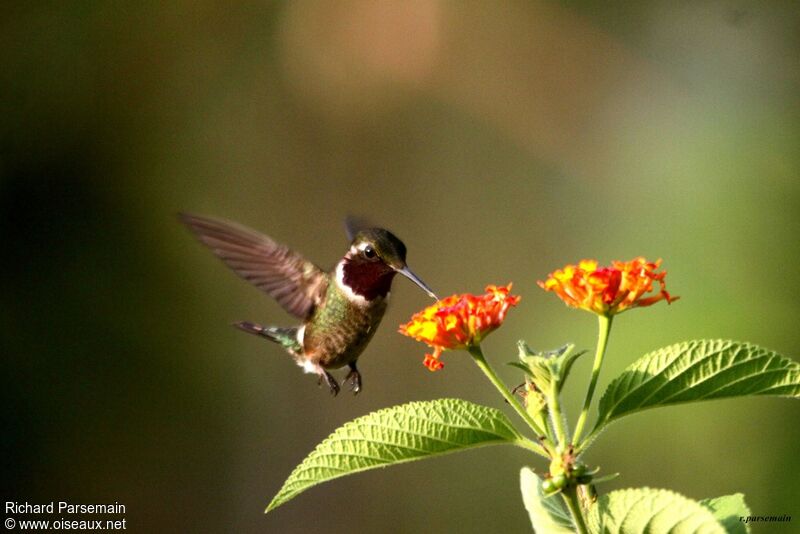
[180,213,328,319]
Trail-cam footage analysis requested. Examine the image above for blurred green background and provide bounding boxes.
[3,1,799,532]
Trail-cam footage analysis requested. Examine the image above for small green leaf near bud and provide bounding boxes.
[556,347,588,387]
[517,340,537,358]
[591,472,620,485]
[507,361,533,376]
[513,342,590,395]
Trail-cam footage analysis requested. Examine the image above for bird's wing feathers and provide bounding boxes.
[180,213,328,319]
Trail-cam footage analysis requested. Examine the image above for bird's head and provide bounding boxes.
[339,228,437,301]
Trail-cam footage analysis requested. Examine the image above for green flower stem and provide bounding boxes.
[514,438,548,456]
[468,345,552,458]
[576,426,600,456]
[561,486,589,534]
[572,314,613,448]
[547,385,569,447]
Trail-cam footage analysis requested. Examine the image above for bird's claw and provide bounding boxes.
[318,371,340,396]
[345,369,362,395]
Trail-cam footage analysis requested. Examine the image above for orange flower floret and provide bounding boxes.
[538,257,678,316]
[399,284,521,371]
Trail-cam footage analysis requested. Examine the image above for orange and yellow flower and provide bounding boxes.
[399,284,521,371]
[538,257,678,316]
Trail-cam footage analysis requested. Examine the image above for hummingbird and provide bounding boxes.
[180,213,437,396]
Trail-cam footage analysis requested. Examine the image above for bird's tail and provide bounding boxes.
[233,321,302,352]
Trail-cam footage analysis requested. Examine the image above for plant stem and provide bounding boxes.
[575,427,599,456]
[514,438,548,456]
[547,384,569,447]
[468,345,552,457]
[561,486,589,534]
[572,314,613,447]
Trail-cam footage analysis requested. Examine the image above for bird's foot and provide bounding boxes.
[345,368,362,395]
[318,371,340,396]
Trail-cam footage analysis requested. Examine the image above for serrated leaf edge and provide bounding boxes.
[594,339,799,431]
[266,398,523,513]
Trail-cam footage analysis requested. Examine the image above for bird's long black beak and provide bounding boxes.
[397,266,438,300]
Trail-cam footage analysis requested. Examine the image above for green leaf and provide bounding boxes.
[520,467,574,533]
[594,340,800,433]
[513,342,587,394]
[266,398,523,513]
[588,487,727,534]
[508,361,534,376]
[699,493,751,534]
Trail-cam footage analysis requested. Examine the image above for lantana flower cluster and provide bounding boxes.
[400,258,677,371]
[399,284,520,371]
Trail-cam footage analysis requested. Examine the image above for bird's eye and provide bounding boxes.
[363,245,377,259]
